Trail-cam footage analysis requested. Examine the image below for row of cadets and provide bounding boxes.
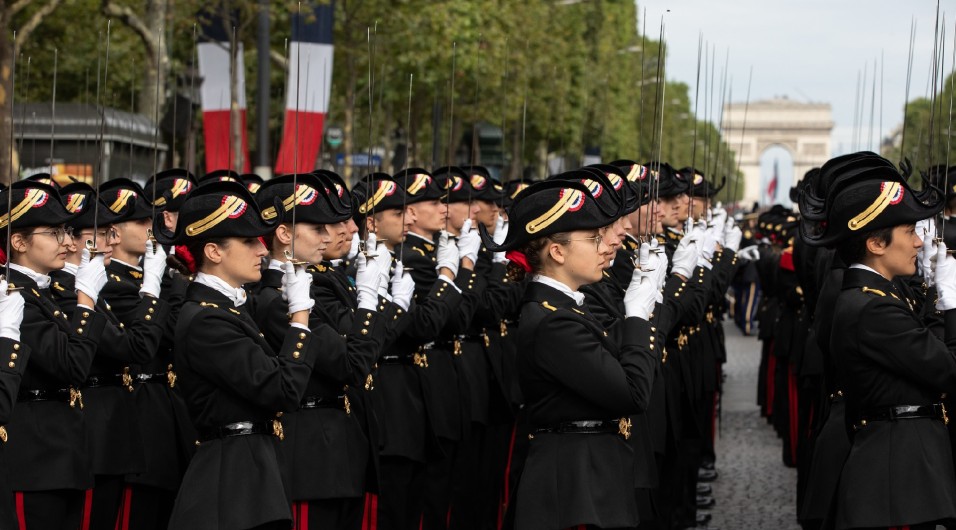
[151,180,322,530]
[251,172,393,530]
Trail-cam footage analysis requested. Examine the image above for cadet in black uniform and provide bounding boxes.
[0,274,29,530]
[154,181,321,530]
[482,179,661,529]
[805,153,956,529]
[1,180,111,529]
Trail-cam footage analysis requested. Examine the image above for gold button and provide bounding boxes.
[148,308,155,314]
[10,354,16,360]
[361,329,368,335]
[152,299,157,305]
[296,342,303,349]
[364,320,370,326]
[650,344,654,350]
[119,323,125,328]
[83,311,90,318]
[299,332,306,339]
[77,328,83,334]
[80,320,87,325]
[145,315,152,321]
[13,344,19,351]
[649,336,655,342]
[366,312,372,319]
[54,310,60,317]
[292,351,300,359]
[7,362,13,368]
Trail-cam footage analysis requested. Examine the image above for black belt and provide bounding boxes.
[380,350,429,368]
[300,394,350,415]
[18,387,84,409]
[135,372,167,384]
[532,418,632,440]
[855,403,949,430]
[198,420,285,442]
[85,372,134,392]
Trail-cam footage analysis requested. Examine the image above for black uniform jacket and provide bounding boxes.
[254,266,386,500]
[832,268,956,529]
[167,281,319,530]
[4,267,108,491]
[514,281,657,529]
[51,266,170,477]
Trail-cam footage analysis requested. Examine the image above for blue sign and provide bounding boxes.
[335,153,383,167]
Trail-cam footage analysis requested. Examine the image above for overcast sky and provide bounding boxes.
[635,0,947,156]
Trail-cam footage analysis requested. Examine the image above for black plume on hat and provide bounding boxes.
[257,173,349,225]
[60,182,131,230]
[151,181,281,246]
[479,179,617,252]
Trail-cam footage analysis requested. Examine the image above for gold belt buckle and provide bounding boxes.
[364,373,374,391]
[122,367,134,393]
[167,364,177,388]
[343,394,352,415]
[618,418,632,440]
[499,321,508,337]
[453,339,463,356]
[413,351,429,368]
[69,387,84,410]
[272,416,285,440]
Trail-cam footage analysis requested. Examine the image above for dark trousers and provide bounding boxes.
[292,498,364,530]
[88,475,123,530]
[420,439,457,530]
[114,484,175,530]
[376,455,425,530]
[13,489,86,530]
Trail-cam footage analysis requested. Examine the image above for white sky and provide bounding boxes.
[635,0,947,156]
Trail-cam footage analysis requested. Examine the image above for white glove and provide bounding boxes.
[671,231,699,279]
[390,261,415,311]
[917,218,938,285]
[711,206,728,230]
[75,248,108,305]
[0,280,24,342]
[348,232,361,261]
[638,242,666,301]
[934,243,956,310]
[738,245,760,261]
[624,268,659,320]
[456,219,482,264]
[698,225,718,267]
[354,252,380,311]
[724,224,743,253]
[493,215,509,264]
[282,261,315,314]
[649,239,670,290]
[436,230,460,277]
[140,239,167,298]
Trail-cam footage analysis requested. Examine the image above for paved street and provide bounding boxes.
[709,320,800,530]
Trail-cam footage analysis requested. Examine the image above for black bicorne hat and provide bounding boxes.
[433,166,473,203]
[394,168,445,204]
[0,180,74,235]
[312,170,353,216]
[463,166,504,202]
[586,164,641,214]
[925,164,956,201]
[502,180,533,209]
[99,178,153,221]
[350,174,408,226]
[144,168,198,212]
[24,173,60,189]
[547,168,625,220]
[240,173,265,194]
[644,162,687,198]
[256,173,349,225]
[60,182,132,230]
[610,159,657,207]
[199,169,241,186]
[801,157,942,247]
[679,167,725,198]
[151,181,281,246]
[480,179,617,252]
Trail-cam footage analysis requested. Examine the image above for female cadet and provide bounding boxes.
[153,181,321,530]
[804,152,956,530]
[481,179,662,529]
[1,180,111,528]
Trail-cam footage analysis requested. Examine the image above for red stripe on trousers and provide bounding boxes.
[274,111,326,174]
[766,345,776,416]
[15,492,26,530]
[300,502,309,530]
[788,365,799,465]
[362,493,378,530]
[201,110,252,173]
[292,501,298,529]
[81,489,94,530]
[115,485,133,530]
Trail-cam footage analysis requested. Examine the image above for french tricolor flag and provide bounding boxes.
[275,3,334,174]
[198,16,251,172]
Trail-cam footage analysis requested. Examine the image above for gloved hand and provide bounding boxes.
[348,232,361,261]
[638,242,667,299]
[282,261,315,314]
[436,230,460,277]
[457,219,482,264]
[493,215,509,264]
[711,206,728,230]
[698,224,719,267]
[724,223,743,253]
[0,280,24,342]
[624,268,659,320]
[354,252,380,311]
[671,231,700,279]
[917,218,938,285]
[934,243,956,310]
[390,261,416,311]
[140,239,167,298]
[75,248,108,305]
[649,238,670,289]
[737,245,760,261]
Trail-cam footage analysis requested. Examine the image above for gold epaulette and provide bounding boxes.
[541,301,557,311]
[129,271,143,279]
[52,282,65,292]
[412,247,426,257]
[199,301,220,308]
[861,286,886,297]
[424,243,435,252]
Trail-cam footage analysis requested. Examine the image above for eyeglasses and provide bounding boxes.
[25,226,74,244]
[81,228,119,244]
[557,234,604,251]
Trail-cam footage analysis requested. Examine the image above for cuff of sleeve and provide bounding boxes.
[70,306,108,342]
[0,337,27,374]
[290,322,310,331]
[438,275,463,294]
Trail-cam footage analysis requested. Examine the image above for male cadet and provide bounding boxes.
[98,177,191,530]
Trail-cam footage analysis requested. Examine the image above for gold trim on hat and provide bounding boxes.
[0,189,48,229]
[109,189,136,214]
[848,182,900,231]
[64,193,86,214]
[358,181,395,215]
[185,196,247,237]
[406,174,431,195]
[262,185,316,220]
[526,189,584,234]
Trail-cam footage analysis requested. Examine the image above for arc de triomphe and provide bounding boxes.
[721,97,833,205]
